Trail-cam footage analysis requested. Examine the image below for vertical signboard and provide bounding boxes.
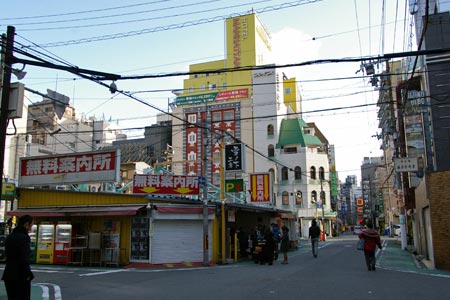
[249,173,272,203]
[224,143,245,172]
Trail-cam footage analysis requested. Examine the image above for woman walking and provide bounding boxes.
[358,221,382,271]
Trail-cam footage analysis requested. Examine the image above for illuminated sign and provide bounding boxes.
[224,143,244,171]
[176,89,249,106]
[19,150,120,186]
[1,183,16,200]
[133,174,200,195]
[249,173,272,203]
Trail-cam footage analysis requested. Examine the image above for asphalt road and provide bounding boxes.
[2,235,450,300]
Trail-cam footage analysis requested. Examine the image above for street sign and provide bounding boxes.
[394,157,419,172]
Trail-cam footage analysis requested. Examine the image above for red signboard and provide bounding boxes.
[19,150,120,186]
[215,89,248,101]
[249,173,272,203]
[133,174,200,195]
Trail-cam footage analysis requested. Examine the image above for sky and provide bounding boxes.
[0,0,413,183]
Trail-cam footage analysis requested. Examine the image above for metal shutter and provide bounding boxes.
[151,220,211,264]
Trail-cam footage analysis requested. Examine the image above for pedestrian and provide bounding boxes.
[237,227,249,259]
[270,223,281,260]
[259,229,275,265]
[2,215,35,300]
[309,219,321,258]
[279,226,290,264]
[358,221,382,271]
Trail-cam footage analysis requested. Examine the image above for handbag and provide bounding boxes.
[357,238,365,250]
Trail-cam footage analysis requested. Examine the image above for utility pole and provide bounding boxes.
[0,26,15,213]
[202,108,209,267]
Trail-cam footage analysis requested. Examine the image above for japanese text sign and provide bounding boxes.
[133,174,200,195]
[224,143,244,172]
[249,173,272,203]
[19,150,120,186]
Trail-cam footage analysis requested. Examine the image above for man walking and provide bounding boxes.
[309,219,321,258]
[2,215,34,300]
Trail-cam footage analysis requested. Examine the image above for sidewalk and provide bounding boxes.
[377,238,450,277]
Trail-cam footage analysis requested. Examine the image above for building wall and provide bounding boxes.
[426,171,450,269]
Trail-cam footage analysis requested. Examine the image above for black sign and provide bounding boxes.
[224,143,244,171]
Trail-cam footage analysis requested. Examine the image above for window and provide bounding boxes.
[295,191,302,205]
[194,74,198,78]
[282,191,289,205]
[188,132,197,143]
[188,114,197,125]
[268,144,274,157]
[285,87,291,94]
[267,124,274,136]
[310,166,316,179]
[294,166,302,180]
[223,110,234,121]
[284,147,297,154]
[200,85,206,91]
[311,191,317,203]
[281,167,288,181]
[320,191,326,205]
[212,111,221,122]
[188,152,196,161]
[210,83,217,89]
[319,167,325,180]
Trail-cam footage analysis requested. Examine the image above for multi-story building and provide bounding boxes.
[171,13,335,237]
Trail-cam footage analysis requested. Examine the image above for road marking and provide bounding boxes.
[34,283,62,300]
[80,269,129,276]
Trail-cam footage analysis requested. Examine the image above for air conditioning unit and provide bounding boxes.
[90,186,98,192]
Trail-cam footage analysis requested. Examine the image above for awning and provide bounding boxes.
[7,205,146,217]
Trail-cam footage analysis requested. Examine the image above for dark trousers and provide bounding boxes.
[4,279,31,300]
[364,250,376,270]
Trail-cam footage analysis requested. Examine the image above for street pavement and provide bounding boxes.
[1,234,450,299]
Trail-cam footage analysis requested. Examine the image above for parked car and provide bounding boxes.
[353,225,363,235]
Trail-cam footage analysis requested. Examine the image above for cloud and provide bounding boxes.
[271,27,322,65]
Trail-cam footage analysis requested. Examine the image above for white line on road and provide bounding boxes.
[80,269,129,276]
[34,283,62,300]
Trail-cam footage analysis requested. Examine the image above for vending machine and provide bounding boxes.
[29,224,38,263]
[36,224,55,264]
[54,224,72,264]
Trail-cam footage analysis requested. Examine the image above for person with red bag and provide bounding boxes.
[358,221,382,271]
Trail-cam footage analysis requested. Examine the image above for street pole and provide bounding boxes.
[320,179,325,237]
[202,108,209,267]
[220,139,226,264]
[0,26,15,215]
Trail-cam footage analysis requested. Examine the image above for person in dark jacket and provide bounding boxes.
[358,221,382,271]
[2,215,34,300]
[279,226,290,264]
[259,229,275,265]
[309,219,321,258]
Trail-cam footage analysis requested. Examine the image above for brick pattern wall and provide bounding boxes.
[427,171,450,269]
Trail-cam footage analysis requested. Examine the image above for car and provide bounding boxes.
[353,225,363,235]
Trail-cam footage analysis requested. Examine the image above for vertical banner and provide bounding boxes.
[249,172,272,203]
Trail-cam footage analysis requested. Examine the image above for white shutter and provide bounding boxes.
[151,220,211,264]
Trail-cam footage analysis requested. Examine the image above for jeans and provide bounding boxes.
[311,238,319,256]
